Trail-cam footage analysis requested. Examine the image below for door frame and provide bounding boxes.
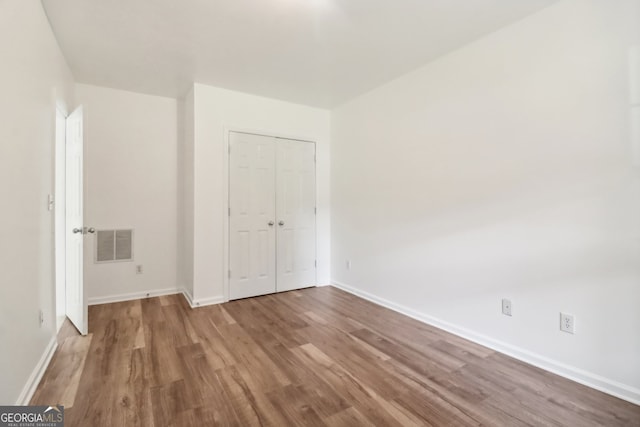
[54,103,68,332]
[223,126,318,302]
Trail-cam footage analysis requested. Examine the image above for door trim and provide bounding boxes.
[54,105,68,332]
[223,126,318,302]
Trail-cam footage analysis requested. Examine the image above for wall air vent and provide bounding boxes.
[95,229,134,263]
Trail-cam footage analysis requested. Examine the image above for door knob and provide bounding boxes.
[278,221,285,226]
[87,227,96,234]
[268,221,274,226]
[73,228,83,234]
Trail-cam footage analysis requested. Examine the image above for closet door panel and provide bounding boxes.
[276,139,317,292]
[229,132,277,300]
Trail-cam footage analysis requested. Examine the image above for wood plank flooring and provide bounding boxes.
[31,287,640,426]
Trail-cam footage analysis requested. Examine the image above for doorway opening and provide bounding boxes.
[54,105,88,335]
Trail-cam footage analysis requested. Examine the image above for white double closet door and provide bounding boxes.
[229,132,316,300]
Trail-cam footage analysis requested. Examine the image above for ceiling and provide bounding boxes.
[42,0,557,108]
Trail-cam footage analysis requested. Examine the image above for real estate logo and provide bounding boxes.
[0,405,64,427]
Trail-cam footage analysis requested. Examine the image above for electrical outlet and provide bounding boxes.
[560,313,574,334]
[346,260,351,271]
[502,299,512,316]
[136,265,143,274]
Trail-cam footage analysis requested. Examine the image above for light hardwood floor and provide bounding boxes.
[31,287,640,426]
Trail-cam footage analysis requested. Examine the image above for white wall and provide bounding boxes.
[331,0,640,402]
[0,1,75,404]
[184,84,331,303]
[178,88,195,299]
[75,84,179,302]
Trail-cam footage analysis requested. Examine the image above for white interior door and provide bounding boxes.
[229,132,277,300]
[65,106,87,335]
[276,139,317,292]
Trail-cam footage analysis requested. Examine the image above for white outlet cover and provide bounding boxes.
[560,312,575,334]
[502,299,512,316]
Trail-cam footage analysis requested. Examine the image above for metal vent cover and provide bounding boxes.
[95,229,134,263]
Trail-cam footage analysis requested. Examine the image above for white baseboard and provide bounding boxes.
[331,280,640,406]
[181,288,195,307]
[181,289,224,308]
[88,288,181,305]
[87,287,224,309]
[16,337,58,405]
